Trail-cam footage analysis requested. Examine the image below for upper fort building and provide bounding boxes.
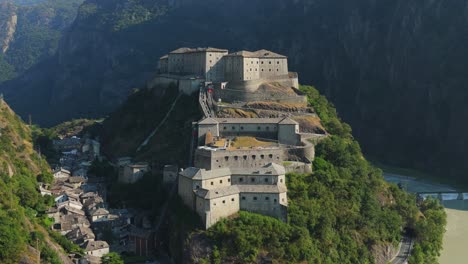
[158,47,228,82]
[155,47,301,101]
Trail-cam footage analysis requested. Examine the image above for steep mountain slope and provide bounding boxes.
[99,84,201,164]
[1,0,468,181]
[0,98,69,263]
[0,0,83,82]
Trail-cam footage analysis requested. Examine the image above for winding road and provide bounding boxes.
[390,236,413,264]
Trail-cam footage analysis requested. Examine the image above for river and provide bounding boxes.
[383,173,468,264]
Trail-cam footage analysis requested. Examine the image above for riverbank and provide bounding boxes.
[372,160,468,190]
[382,171,468,264]
[439,200,468,264]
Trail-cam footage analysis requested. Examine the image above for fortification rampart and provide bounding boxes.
[213,75,305,103]
[148,74,202,95]
[194,147,285,170]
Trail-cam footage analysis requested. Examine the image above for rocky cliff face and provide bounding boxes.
[0,0,83,82]
[1,0,467,180]
[0,3,17,54]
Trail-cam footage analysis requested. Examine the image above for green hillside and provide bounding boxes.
[0,99,68,264]
[0,0,83,83]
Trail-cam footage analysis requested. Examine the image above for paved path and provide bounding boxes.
[391,236,413,264]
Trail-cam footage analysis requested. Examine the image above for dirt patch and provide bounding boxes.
[292,116,326,134]
[230,137,276,149]
[245,101,310,112]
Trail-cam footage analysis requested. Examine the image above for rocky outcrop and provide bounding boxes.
[1,14,17,54]
[371,242,399,264]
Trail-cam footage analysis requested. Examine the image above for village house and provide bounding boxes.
[61,206,86,217]
[83,240,110,258]
[83,196,105,212]
[57,200,83,211]
[66,226,95,246]
[68,176,87,188]
[89,208,110,223]
[54,168,71,179]
[118,162,149,184]
[55,214,90,235]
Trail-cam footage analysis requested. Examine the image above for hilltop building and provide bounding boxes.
[154,47,303,103]
[178,163,288,229]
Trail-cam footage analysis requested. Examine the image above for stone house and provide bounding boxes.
[54,168,71,179]
[89,208,110,223]
[118,162,149,184]
[66,226,95,246]
[56,215,90,235]
[68,176,86,188]
[83,240,109,258]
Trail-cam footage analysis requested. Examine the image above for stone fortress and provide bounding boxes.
[167,47,322,229]
[155,47,304,103]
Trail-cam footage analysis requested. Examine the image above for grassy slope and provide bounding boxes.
[0,99,68,264]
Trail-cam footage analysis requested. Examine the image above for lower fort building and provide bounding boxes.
[178,163,288,229]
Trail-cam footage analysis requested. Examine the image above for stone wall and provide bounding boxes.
[149,74,202,95]
[201,175,232,190]
[214,76,306,103]
[202,193,240,229]
[194,148,285,170]
[178,176,198,209]
[231,174,285,186]
[239,192,287,220]
[258,58,288,79]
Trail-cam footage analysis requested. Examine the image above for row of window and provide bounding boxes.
[210,178,231,186]
[213,196,286,206]
[237,177,284,183]
[248,61,281,65]
[222,125,276,130]
[213,197,236,206]
[216,154,277,162]
[241,196,285,202]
